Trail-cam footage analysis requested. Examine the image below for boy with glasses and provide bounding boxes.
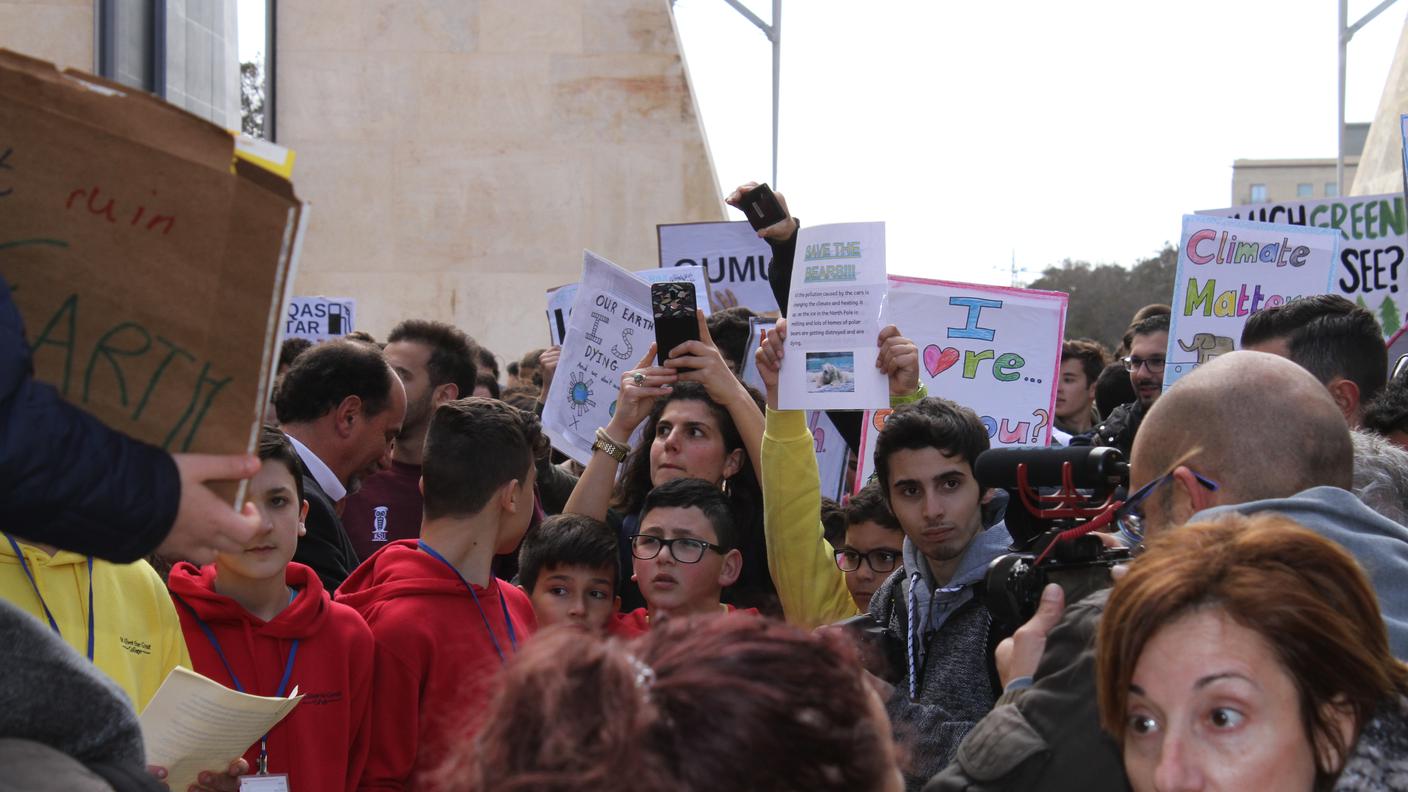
[1094,314,1169,458]
[834,483,904,613]
[613,477,754,636]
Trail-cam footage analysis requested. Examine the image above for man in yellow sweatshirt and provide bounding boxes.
[1,535,190,711]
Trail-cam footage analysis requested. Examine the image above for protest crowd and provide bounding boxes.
[9,102,1408,792]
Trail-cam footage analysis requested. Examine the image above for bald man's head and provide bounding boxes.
[1130,351,1352,513]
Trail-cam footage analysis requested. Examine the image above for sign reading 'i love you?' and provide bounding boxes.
[854,277,1068,489]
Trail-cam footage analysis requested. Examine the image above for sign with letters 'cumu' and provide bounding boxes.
[0,49,303,465]
[1198,193,1405,338]
[1165,214,1338,389]
[657,220,780,315]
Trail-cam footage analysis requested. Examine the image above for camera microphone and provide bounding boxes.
[975,446,1128,491]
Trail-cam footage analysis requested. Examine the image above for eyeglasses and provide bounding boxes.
[1116,469,1220,543]
[834,548,901,574]
[1122,355,1166,374]
[629,534,725,564]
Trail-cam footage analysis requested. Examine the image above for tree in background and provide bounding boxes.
[1026,246,1178,349]
[240,57,265,138]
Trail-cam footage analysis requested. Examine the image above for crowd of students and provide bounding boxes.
[5,180,1408,792]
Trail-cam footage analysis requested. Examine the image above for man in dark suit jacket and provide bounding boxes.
[274,339,406,590]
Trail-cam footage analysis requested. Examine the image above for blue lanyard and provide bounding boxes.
[418,540,518,665]
[6,535,94,662]
[173,589,300,775]
[173,590,300,696]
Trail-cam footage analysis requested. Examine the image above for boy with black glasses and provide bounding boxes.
[613,477,754,636]
[834,483,905,613]
[1093,314,1168,457]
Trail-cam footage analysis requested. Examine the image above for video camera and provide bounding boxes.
[976,446,1133,627]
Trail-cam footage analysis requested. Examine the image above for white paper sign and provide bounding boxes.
[544,266,710,347]
[853,277,1067,490]
[739,316,850,500]
[1165,214,1340,388]
[1198,193,1408,339]
[284,296,354,342]
[657,220,780,314]
[542,251,653,464]
[778,222,889,410]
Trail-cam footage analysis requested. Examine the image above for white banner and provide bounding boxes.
[544,265,709,347]
[854,277,1067,490]
[1198,193,1408,338]
[657,220,780,315]
[778,222,890,411]
[541,252,652,464]
[1165,214,1339,388]
[285,296,355,342]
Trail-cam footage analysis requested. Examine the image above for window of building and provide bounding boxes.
[96,1,260,135]
[1326,182,1339,197]
[1297,183,1313,198]
[1250,184,1268,203]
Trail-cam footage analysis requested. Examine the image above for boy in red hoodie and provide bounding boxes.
[337,398,544,791]
[611,477,753,637]
[168,427,375,792]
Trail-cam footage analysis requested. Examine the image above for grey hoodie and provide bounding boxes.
[1193,485,1408,658]
[872,521,1013,790]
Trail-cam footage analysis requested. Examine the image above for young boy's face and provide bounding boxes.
[220,460,308,581]
[838,520,903,613]
[632,505,740,617]
[528,564,619,632]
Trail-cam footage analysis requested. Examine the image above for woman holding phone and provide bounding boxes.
[562,311,773,615]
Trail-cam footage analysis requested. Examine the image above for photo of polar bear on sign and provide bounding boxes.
[806,352,856,393]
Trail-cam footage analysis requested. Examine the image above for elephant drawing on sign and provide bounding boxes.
[1178,333,1236,364]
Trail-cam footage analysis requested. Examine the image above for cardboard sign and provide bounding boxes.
[854,277,1067,489]
[1198,193,1408,338]
[1165,215,1339,388]
[0,50,301,461]
[285,296,354,342]
[541,251,653,464]
[544,265,709,347]
[657,220,780,315]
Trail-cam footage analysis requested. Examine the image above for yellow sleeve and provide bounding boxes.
[146,563,191,673]
[762,408,859,629]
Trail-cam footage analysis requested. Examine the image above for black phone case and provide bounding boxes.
[651,282,699,366]
[739,183,787,231]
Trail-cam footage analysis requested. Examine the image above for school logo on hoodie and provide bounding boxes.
[372,507,389,543]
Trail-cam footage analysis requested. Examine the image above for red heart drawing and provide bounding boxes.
[924,345,961,377]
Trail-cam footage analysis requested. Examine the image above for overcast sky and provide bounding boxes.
[237,1,1408,286]
[674,0,1408,285]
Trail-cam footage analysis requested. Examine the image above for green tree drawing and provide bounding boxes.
[1380,295,1403,337]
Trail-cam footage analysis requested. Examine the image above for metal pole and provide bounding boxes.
[1339,0,1348,196]
[771,0,781,187]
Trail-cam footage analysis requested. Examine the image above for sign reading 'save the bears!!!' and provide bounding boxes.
[1165,215,1339,389]
[1199,193,1406,338]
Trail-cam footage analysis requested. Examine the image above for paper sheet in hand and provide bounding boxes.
[542,251,653,464]
[139,666,302,790]
[778,222,888,410]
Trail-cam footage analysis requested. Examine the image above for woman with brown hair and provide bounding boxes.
[460,614,904,792]
[1096,514,1408,791]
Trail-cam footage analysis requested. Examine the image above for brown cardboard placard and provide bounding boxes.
[0,50,301,470]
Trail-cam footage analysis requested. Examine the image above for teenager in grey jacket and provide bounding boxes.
[865,398,1016,790]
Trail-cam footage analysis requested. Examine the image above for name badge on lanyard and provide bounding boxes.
[240,774,290,792]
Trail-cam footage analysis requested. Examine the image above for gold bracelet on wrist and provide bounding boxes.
[593,427,629,463]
